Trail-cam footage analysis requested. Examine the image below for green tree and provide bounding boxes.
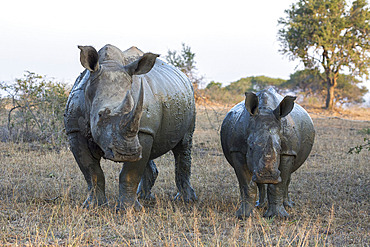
[278,0,370,109]
[166,43,203,89]
[225,76,286,94]
[283,69,368,104]
[205,81,222,89]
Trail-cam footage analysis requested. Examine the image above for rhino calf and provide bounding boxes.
[64,44,197,211]
[221,88,315,218]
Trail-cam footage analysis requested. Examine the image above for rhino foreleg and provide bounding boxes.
[137,160,158,200]
[256,183,267,208]
[264,155,294,218]
[118,134,153,211]
[68,132,107,208]
[172,131,197,202]
[231,152,257,219]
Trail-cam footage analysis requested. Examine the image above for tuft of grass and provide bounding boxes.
[0,105,369,246]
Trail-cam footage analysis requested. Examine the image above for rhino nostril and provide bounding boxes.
[104,148,114,159]
[99,108,111,117]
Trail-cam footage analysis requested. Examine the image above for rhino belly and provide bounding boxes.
[151,98,195,159]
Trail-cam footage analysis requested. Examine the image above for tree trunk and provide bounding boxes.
[325,76,337,109]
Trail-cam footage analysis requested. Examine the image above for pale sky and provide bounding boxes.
[1,0,369,99]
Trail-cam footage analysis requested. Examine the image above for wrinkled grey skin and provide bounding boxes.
[64,44,197,211]
[221,88,315,218]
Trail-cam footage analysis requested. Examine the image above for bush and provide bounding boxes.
[0,71,69,147]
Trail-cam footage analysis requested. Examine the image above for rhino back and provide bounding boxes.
[134,59,195,159]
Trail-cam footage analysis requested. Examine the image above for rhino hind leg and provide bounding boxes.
[68,132,107,208]
[231,152,257,219]
[172,130,197,202]
[137,160,158,200]
[283,175,295,208]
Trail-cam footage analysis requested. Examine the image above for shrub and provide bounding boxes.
[0,71,69,147]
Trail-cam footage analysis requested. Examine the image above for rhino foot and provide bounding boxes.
[173,190,198,203]
[82,196,108,209]
[256,199,267,209]
[264,204,289,218]
[116,199,143,212]
[236,202,254,219]
[138,193,156,201]
[283,199,295,208]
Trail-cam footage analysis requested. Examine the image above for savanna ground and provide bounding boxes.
[0,104,369,246]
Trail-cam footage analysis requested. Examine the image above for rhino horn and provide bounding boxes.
[126,80,144,136]
[118,90,134,115]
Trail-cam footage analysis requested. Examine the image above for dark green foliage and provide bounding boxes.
[278,0,370,109]
[205,81,222,89]
[348,127,370,153]
[0,71,69,146]
[225,76,286,93]
[203,71,368,105]
[348,137,370,153]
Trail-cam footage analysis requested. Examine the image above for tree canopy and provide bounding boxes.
[283,69,368,104]
[278,0,370,109]
[165,43,203,89]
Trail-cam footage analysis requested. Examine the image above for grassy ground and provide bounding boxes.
[0,105,369,246]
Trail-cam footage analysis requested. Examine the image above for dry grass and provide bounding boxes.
[0,105,369,246]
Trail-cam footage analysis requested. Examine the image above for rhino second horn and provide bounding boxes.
[118,91,134,115]
[127,81,144,136]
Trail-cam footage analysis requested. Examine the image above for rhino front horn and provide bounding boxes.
[127,80,144,135]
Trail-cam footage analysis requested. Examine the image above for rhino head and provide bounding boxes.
[244,92,296,184]
[78,45,159,162]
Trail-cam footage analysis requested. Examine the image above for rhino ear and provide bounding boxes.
[273,96,296,119]
[78,45,99,72]
[245,92,259,116]
[125,52,159,76]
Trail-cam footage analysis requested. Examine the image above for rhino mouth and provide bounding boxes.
[104,147,142,162]
[252,171,282,184]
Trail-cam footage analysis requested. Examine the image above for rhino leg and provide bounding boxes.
[256,183,267,208]
[283,174,295,208]
[172,128,197,202]
[136,160,158,200]
[118,134,153,211]
[264,155,294,218]
[68,132,107,208]
[231,152,257,219]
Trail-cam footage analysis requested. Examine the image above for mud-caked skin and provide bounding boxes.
[64,44,197,211]
[220,88,315,218]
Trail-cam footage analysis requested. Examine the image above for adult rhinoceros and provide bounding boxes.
[221,88,315,218]
[64,44,197,210]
